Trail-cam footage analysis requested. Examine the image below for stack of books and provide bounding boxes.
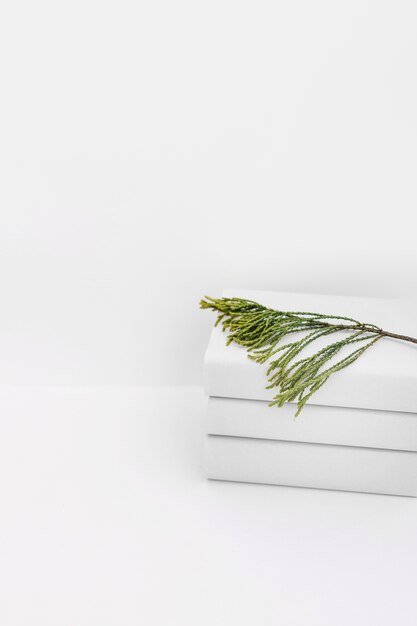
[203,289,417,496]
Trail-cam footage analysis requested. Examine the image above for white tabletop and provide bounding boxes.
[0,386,416,626]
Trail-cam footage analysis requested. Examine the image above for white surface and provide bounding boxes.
[205,289,417,413]
[2,1,417,386]
[2,3,417,622]
[207,397,417,452]
[205,435,417,497]
[1,386,417,625]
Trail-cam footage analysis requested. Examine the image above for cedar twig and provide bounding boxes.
[200,296,417,415]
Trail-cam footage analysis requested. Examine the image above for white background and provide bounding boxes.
[1,3,417,625]
[1,0,417,386]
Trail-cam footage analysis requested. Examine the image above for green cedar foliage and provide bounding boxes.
[200,296,417,416]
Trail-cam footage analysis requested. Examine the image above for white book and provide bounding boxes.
[204,435,417,497]
[207,396,417,452]
[204,289,417,413]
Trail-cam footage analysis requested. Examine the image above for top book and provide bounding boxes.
[204,289,417,414]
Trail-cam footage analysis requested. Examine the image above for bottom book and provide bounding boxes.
[204,435,417,496]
